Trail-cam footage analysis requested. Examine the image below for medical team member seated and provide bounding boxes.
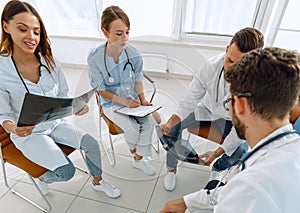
[0,0,120,198]
[88,5,156,175]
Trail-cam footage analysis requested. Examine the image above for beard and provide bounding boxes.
[231,107,246,140]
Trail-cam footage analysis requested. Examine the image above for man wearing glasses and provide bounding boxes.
[160,47,300,212]
[158,27,264,191]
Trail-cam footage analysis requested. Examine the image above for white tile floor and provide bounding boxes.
[0,66,220,212]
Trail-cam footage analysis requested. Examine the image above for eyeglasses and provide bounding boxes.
[223,92,253,111]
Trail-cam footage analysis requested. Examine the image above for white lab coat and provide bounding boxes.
[184,124,300,213]
[175,53,244,155]
[0,55,85,171]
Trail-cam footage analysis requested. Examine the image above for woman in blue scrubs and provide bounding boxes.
[88,6,156,176]
[0,0,120,198]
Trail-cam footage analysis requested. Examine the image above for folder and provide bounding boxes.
[17,88,96,127]
[114,105,162,117]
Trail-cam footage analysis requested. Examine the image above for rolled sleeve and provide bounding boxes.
[183,189,215,212]
[0,90,16,125]
[133,55,144,83]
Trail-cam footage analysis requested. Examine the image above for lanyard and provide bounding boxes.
[207,130,296,206]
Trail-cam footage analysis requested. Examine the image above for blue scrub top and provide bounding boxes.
[293,116,300,135]
[87,43,143,107]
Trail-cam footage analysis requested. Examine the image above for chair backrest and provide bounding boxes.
[290,105,300,124]
[0,125,75,178]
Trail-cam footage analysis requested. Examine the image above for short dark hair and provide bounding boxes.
[225,47,300,120]
[230,27,264,53]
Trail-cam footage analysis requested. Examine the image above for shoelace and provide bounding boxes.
[102,180,116,191]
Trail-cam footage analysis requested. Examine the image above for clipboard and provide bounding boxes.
[17,88,96,127]
[114,105,162,117]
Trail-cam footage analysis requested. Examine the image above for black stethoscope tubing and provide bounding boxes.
[11,56,53,94]
[103,42,134,83]
[239,130,296,170]
[206,129,296,206]
[216,66,224,103]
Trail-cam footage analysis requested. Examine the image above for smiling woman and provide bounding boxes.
[0,0,120,199]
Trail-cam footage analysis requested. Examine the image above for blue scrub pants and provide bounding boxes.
[42,134,102,183]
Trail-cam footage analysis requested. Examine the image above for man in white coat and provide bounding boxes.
[160,27,264,191]
[160,47,300,212]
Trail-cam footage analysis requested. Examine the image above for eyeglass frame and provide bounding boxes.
[223,92,253,111]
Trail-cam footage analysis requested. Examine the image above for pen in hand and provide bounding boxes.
[128,94,140,108]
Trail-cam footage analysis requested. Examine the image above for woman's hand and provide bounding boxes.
[2,120,35,137]
[14,126,35,137]
[141,100,152,106]
[127,99,140,108]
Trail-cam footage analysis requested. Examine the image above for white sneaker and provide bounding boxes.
[164,171,176,191]
[33,178,49,196]
[132,159,156,175]
[92,179,121,198]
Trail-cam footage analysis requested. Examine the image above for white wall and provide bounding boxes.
[50,36,224,77]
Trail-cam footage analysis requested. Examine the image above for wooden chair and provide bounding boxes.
[96,73,161,166]
[0,125,88,212]
[290,105,300,124]
[187,125,224,144]
[187,104,300,146]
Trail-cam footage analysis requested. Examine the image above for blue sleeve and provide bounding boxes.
[87,51,106,91]
[293,116,300,135]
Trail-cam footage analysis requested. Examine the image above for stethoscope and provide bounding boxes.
[216,66,224,103]
[207,130,296,206]
[103,42,134,84]
[11,56,57,94]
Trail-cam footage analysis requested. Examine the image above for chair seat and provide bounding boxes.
[187,125,223,144]
[99,105,124,135]
[0,126,75,178]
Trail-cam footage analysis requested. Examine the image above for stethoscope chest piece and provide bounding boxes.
[104,42,133,85]
[108,76,115,83]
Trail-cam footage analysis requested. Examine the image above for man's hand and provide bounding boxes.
[162,114,181,135]
[199,147,225,165]
[160,198,187,213]
[199,151,216,165]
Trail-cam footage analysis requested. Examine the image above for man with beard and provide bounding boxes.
[160,47,300,212]
[159,27,264,191]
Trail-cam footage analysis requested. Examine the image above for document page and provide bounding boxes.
[115,105,162,117]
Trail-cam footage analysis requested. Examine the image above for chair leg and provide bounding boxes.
[98,117,116,166]
[75,150,89,174]
[105,133,116,166]
[0,150,52,212]
[152,138,160,153]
